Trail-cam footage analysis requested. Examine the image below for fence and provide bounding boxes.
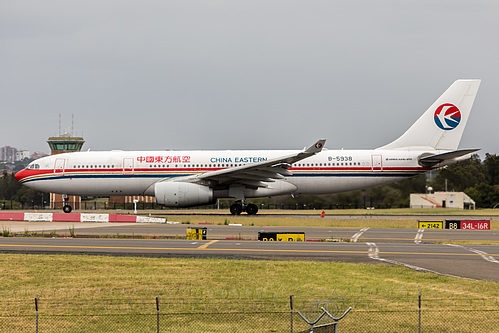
[1,287,498,332]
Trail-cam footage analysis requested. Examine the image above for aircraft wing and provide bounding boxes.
[180,139,326,189]
[418,149,480,167]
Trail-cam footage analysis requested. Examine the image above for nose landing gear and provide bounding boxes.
[62,194,72,213]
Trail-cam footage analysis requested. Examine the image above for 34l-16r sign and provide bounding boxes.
[445,220,490,230]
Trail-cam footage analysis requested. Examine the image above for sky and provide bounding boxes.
[1,1,498,157]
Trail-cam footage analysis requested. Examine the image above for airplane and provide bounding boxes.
[16,79,481,215]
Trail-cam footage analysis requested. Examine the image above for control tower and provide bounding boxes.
[47,119,85,210]
[47,135,85,154]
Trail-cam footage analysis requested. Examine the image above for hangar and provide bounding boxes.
[410,191,475,210]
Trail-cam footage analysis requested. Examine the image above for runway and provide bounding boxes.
[1,220,499,282]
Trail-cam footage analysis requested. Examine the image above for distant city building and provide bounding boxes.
[31,151,48,160]
[410,192,475,210]
[16,150,30,161]
[0,146,17,163]
[1,147,45,162]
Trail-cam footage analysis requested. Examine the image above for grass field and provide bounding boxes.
[152,209,499,230]
[1,254,498,331]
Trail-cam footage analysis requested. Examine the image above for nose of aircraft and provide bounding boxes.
[15,169,27,182]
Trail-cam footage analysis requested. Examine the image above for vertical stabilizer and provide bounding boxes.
[377,79,481,151]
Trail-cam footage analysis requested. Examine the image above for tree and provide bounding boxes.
[465,183,499,208]
[431,154,487,192]
[484,153,499,185]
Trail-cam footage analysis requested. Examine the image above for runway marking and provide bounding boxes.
[415,229,424,244]
[197,240,219,249]
[366,242,470,279]
[446,244,499,264]
[351,228,369,242]
[1,242,499,258]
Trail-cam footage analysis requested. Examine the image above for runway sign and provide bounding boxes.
[417,221,443,229]
[445,220,490,230]
[258,232,305,241]
[186,227,207,240]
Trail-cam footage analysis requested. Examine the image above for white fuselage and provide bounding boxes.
[16,148,430,199]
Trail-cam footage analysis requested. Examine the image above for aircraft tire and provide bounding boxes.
[246,203,258,215]
[230,203,242,215]
[63,205,72,214]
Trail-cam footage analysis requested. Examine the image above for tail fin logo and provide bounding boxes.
[434,103,461,130]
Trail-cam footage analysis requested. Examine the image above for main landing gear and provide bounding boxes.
[230,202,259,215]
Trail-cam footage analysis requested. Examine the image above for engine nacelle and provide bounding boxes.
[154,182,213,207]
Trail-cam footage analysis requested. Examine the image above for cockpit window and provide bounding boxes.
[27,164,40,170]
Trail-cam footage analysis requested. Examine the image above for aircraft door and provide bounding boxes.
[123,158,134,175]
[54,158,66,176]
[371,155,383,172]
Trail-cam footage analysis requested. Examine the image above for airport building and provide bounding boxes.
[410,191,475,210]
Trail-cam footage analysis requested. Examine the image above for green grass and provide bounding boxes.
[0,254,498,332]
[156,214,499,230]
[1,253,497,298]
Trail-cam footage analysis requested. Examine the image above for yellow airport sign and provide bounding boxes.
[418,221,443,229]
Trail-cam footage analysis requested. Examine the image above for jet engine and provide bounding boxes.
[154,182,214,207]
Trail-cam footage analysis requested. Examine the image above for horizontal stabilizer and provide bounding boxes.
[418,149,480,167]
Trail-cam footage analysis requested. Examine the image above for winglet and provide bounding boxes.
[305,139,326,154]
